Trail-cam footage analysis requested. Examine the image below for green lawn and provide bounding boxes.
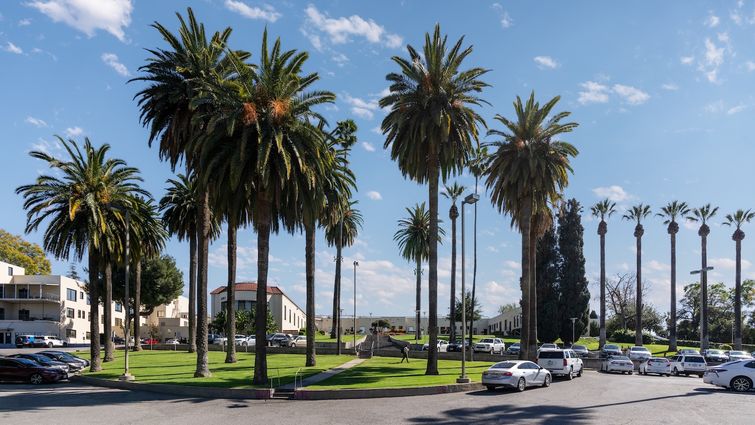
[391,334,499,345]
[314,333,363,343]
[81,350,354,388]
[308,356,493,389]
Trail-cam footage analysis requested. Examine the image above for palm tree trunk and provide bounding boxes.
[425,152,439,376]
[519,196,532,361]
[449,207,457,343]
[599,228,606,348]
[134,260,142,351]
[669,231,678,352]
[331,222,342,340]
[253,196,271,385]
[415,257,421,341]
[225,221,237,364]
[194,187,211,377]
[103,260,114,362]
[305,218,316,367]
[527,224,538,361]
[635,232,643,347]
[734,236,743,350]
[701,234,709,351]
[469,197,479,361]
[188,231,197,354]
[88,249,102,372]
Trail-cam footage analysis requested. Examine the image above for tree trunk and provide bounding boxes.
[519,196,532,361]
[88,250,102,372]
[134,260,142,351]
[425,151,439,376]
[635,228,643,347]
[669,230,678,352]
[305,218,316,367]
[103,261,114,362]
[599,226,606,348]
[449,206,457,343]
[469,197,479,361]
[734,234,743,350]
[194,187,211,377]
[700,232,709,351]
[253,196,271,385]
[527,224,538,361]
[415,257,421,341]
[331,222,341,341]
[225,221,237,364]
[188,231,197,354]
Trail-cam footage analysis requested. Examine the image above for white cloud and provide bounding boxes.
[706,14,720,28]
[302,5,402,49]
[361,142,376,152]
[25,116,47,127]
[101,52,129,77]
[700,38,724,83]
[746,61,755,72]
[65,126,83,137]
[331,52,349,66]
[591,185,634,202]
[727,104,747,115]
[504,260,520,269]
[343,94,380,119]
[3,42,23,54]
[370,126,382,135]
[661,83,679,91]
[224,0,280,22]
[709,258,752,270]
[648,260,669,272]
[578,81,610,105]
[704,100,725,114]
[491,3,513,28]
[18,18,32,26]
[27,0,133,42]
[680,56,695,65]
[533,55,559,69]
[612,84,650,105]
[30,137,62,154]
[366,190,382,201]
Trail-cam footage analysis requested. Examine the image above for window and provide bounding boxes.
[66,329,76,338]
[78,310,85,319]
[284,305,287,318]
[67,288,77,301]
[115,318,123,327]
[157,311,165,318]
[19,309,30,320]
[66,308,75,318]
[7,266,13,276]
[745,361,755,369]
[115,303,122,312]
[88,312,91,321]
[86,295,90,305]
[0,308,4,320]
[85,332,91,340]
[80,291,84,300]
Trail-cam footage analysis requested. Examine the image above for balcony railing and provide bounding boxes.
[0,316,60,322]
[0,294,60,302]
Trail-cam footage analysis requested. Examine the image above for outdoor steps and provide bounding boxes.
[272,388,294,400]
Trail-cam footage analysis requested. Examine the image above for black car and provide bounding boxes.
[8,354,72,373]
[0,357,66,384]
[446,339,471,352]
[266,333,292,347]
[703,349,729,363]
[600,344,623,358]
[37,351,89,370]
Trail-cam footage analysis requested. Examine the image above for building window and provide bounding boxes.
[66,329,76,338]
[19,309,30,320]
[157,311,165,318]
[80,291,84,300]
[115,303,123,312]
[7,266,13,276]
[85,332,91,340]
[78,310,85,319]
[115,318,123,327]
[86,295,90,305]
[88,312,91,321]
[0,307,4,320]
[284,305,287,319]
[66,308,75,318]
[67,288,77,301]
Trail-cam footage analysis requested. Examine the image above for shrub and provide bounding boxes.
[610,329,651,344]
[589,321,600,337]
[318,330,326,336]
[299,328,306,336]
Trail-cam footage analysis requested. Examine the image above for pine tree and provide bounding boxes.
[536,226,561,342]
[558,199,591,344]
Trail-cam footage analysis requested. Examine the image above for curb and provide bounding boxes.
[72,375,274,400]
[294,382,485,400]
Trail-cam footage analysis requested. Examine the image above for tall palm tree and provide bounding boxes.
[133,8,242,377]
[688,204,718,351]
[622,204,652,346]
[723,209,753,350]
[394,204,445,341]
[467,146,489,359]
[485,93,579,361]
[16,136,148,372]
[591,199,616,349]
[380,24,488,375]
[656,201,690,352]
[442,182,465,342]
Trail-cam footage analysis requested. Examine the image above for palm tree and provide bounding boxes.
[467,146,489,359]
[485,93,579,361]
[133,8,241,377]
[688,204,718,351]
[591,199,616,349]
[394,204,445,341]
[622,204,652,346]
[16,136,148,371]
[656,201,690,352]
[723,209,753,350]
[380,24,488,375]
[442,182,465,342]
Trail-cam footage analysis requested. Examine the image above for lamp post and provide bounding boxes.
[353,260,358,354]
[457,193,479,384]
[111,205,134,381]
[569,317,577,346]
[690,266,714,350]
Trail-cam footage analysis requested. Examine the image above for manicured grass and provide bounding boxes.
[391,334,497,345]
[81,350,354,388]
[314,333,363,343]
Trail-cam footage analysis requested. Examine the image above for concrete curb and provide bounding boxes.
[72,375,274,400]
[294,382,485,400]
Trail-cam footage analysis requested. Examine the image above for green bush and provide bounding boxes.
[318,330,326,336]
[610,329,651,344]
[299,328,306,336]
[589,321,600,337]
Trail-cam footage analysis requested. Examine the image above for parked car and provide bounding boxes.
[600,344,622,358]
[15,335,39,348]
[207,334,221,344]
[267,333,293,347]
[639,357,671,376]
[628,346,652,361]
[37,351,89,369]
[704,349,729,363]
[726,351,753,361]
[703,359,755,392]
[506,343,521,355]
[8,353,71,374]
[539,343,558,351]
[0,357,67,384]
[422,339,449,352]
[669,354,707,377]
[446,338,471,352]
[569,345,589,358]
[601,355,634,374]
[240,336,257,347]
[165,339,181,345]
[288,336,305,348]
[677,349,701,356]
[537,349,583,379]
[482,360,551,392]
[473,338,505,354]
[141,338,159,345]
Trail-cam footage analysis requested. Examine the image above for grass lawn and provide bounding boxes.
[314,333,364,343]
[308,356,493,389]
[391,334,499,345]
[80,350,355,388]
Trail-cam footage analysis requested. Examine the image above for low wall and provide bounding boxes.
[73,375,274,399]
[295,382,484,400]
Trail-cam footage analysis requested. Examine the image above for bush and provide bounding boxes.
[299,328,306,336]
[318,330,326,336]
[610,329,651,344]
[589,321,600,337]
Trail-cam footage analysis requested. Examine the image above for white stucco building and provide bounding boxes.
[139,295,190,341]
[210,282,306,333]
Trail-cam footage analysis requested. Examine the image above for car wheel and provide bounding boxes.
[30,373,43,385]
[566,367,574,380]
[698,373,704,378]
[516,378,526,392]
[48,342,53,348]
[486,385,496,391]
[672,367,679,376]
[542,374,551,388]
[577,367,582,377]
[730,376,753,392]
[628,371,633,375]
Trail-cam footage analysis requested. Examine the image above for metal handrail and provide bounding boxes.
[269,368,281,391]
[293,367,303,390]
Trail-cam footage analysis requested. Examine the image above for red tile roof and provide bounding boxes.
[210,282,284,295]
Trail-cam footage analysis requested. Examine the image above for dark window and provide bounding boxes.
[86,295,90,305]
[66,329,76,338]
[538,351,565,359]
[66,308,74,318]
[18,288,28,299]
[19,309,30,320]
[115,303,122,312]
[685,356,705,363]
[745,361,755,369]
[80,291,84,300]
[67,288,77,301]
[7,267,13,276]
[0,308,4,320]
[85,332,91,340]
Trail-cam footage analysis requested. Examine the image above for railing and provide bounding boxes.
[0,316,59,322]
[0,294,61,301]
[269,368,280,391]
[293,367,303,390]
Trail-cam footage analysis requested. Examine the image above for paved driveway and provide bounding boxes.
[1,370,752,424]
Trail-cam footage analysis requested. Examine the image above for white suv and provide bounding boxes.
[474,338,505,354]
[670,354,707,377]
[537,349,583,379]
[39,336,65,348]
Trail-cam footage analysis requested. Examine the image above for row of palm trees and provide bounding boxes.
[592,201,753,351]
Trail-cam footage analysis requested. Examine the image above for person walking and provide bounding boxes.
[401,345,410,363]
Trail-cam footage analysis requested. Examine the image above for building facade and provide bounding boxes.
[0,260,125,346]
[210,282,306,334]
[139,296,190,341]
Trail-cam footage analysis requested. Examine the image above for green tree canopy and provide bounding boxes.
[536,226,561,343]
[448,290,483,323]
[558,199,591,344]
[111,255,183,316]
[0,229,51,275]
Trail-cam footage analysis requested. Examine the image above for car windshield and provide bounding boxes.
[13,358,37,367]
[490,362,517,369]
[538,351,564,359]
[730,351,746,356]
[510,343,519,347]
[605,345,619,350]
[707,350,723,354]
[611,356,630,361]
[480,339,494,343]
[572,345,586,350]
[686,356,705,362]
[631,347,649,352]
[651,357,669,362]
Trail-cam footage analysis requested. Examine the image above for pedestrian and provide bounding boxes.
[401,345,410,363]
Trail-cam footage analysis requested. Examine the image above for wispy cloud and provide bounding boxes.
[661,83,679,91]
[3,41,23,54]
[491,3,513,28]
[101,52,129,76]
[302,4,402,50]
[705,13,720,28]
[592,185,634,202]
[727,104,747,115]
[746,61,755,72]
[27,0,133,42]
[533,55,559,69]
[680,56,695,65]
[612,84,650,105]
[343,94,380,119]
[361,142,376,152]
[224,0,280,22]
[25,116,47,127]
[65,126,83,137]
[578,81,610,105]
[366,190,382,201]
[18,18,32,26]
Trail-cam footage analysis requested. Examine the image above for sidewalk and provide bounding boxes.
[278,358,365,390]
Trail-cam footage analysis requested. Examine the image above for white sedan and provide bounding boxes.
[628,346,652,361]
[703,360,755,392]
[601,356,634,374]
[165,339,181,345]
[422,340,448,352]
[482,360,551,392]
[726,351,753,361]
[639,357,671,376]
[239,336,256,347]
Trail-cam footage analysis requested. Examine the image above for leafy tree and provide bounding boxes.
[590,199,616,348]
[678,280,755,343]
[536,227,561,343]
[112,255,183,316]
[0,229,51,275]
[622,204,652,346]
[558,199,590,345]
[656,201,690,351]
[448,290,483,324]
[67,263,80,280]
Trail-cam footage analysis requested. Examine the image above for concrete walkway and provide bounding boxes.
[278,358,365,390]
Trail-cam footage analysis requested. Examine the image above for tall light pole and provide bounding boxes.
[353,260,358,354]
[569,317,577,346]
[457,193,479,384]
[690,266,714,350]
[111,205,134,381]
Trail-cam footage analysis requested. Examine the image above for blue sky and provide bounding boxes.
[2,0,755,320]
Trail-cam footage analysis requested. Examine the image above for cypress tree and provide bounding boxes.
[558,199,591,344]
[536,226,562,343]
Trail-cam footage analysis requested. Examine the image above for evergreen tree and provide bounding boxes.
[557,199,590,344]
[536,226,561,343]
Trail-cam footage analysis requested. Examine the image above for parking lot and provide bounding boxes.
[1,369,752,424]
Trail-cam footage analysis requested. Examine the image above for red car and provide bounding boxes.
[0,357,67,384]
[141,338,159,345]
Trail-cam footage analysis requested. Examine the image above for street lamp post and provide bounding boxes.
[569,317,577,345]
[690,266,714,350]
[353,260,358,354]
[115,206,134,381]
[457,193,479,384]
